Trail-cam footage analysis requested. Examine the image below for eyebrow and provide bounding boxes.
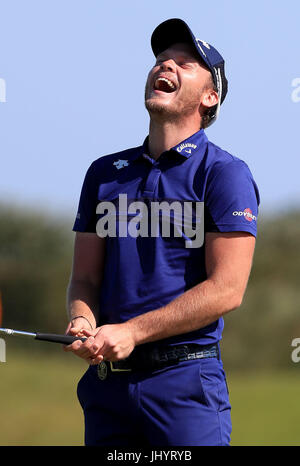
[156,52,197,62]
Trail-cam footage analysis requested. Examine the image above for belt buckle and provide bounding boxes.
[97,361,108,380]
[109,361,132,372]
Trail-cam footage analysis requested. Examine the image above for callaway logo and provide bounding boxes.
[113,159,129,170]
[176,143,197,154]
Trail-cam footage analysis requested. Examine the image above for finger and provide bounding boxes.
[63,338,84,352]
[65,322,72,335]
[84,341,107,364]
[80,346,99,359]
[75,337,103,359]
[63,333,84,352]
[68,327,89,339]
[68,326,82,336]
[81,328,97,338]
[95,340,124,361]
[89,355,104,365]
[64,336,94,355]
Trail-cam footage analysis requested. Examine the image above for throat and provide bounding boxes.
[148,119,200,160]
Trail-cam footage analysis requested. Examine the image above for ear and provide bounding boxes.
[201,89,219,109]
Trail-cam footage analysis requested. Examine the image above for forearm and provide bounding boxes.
[65,279,240,365]
[66,279,100,329]
[126,279,241,346]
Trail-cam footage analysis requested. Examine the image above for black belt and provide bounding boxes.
[97,343,219,380]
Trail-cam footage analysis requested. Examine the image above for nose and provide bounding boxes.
[160,59,176,73]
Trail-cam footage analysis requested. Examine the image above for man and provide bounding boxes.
[64,18,260,446]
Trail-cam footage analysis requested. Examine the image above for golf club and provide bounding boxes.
[0,327,87,345]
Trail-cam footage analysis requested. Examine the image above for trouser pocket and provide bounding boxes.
[198,358,231,412]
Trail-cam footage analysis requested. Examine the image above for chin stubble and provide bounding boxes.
[144,82,204,120]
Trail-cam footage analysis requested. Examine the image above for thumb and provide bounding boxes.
[65,322,72,335]
[82,328,97,338]
[68,326,83,336]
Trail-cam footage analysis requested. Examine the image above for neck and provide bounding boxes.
[148,115,202,160]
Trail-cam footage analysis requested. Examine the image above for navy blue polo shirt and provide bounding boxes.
[73,129,260,346]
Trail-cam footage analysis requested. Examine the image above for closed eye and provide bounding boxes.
[155,58,197,69]
[177,59,198,69]
[178,63,192,69]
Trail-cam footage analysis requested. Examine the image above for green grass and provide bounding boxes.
[0,346,86,446]
[227,370,300,446]
[1,347,300,445]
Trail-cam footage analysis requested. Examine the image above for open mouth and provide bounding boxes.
[153,77,177,93]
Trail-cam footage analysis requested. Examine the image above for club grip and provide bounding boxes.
[35,333,87,345]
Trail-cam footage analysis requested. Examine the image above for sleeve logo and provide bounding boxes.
[232,208,257,222]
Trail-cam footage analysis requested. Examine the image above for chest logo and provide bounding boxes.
[113,159,129,170]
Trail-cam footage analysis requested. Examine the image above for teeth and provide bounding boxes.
[156,77,176,90]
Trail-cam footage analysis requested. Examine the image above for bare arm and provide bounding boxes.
[77,231,256,364]
[65,232,105,333]
[126,231,256,344]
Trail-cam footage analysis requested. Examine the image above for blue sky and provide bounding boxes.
[0,0,299,220]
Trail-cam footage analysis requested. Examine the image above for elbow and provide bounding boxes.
[221,289,245,315]
[231,295,243,311]
[227,291,244,313]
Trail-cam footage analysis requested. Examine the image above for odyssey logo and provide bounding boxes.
[232,208,257,222]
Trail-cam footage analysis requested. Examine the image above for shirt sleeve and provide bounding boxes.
[72,161,99,233]
[205,159,260,237]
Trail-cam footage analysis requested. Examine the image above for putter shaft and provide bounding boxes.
[0,328,36,338]
[0,327,87,345]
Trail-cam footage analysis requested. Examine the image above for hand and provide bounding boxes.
[64,322,136,365]
[64,316,93,339]
[83,323,136,365]
[63,317,99,363]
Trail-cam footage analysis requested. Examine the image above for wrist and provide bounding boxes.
[122,319,140,346]
[71,315,94,330]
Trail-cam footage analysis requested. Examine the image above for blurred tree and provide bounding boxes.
[0,203,299,368]
[222,211,300,370]
[0,203,74,334]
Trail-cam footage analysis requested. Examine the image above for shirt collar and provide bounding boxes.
[170,129,207,159]
[139,129,207,159]
[131,129,208,163]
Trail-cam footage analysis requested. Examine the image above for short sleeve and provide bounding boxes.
[205,160,260,237]
[72,162,99,232]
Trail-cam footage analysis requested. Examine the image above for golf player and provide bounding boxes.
[64,18,260,446]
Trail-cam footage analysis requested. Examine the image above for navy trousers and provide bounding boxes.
[77,356,232,446]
